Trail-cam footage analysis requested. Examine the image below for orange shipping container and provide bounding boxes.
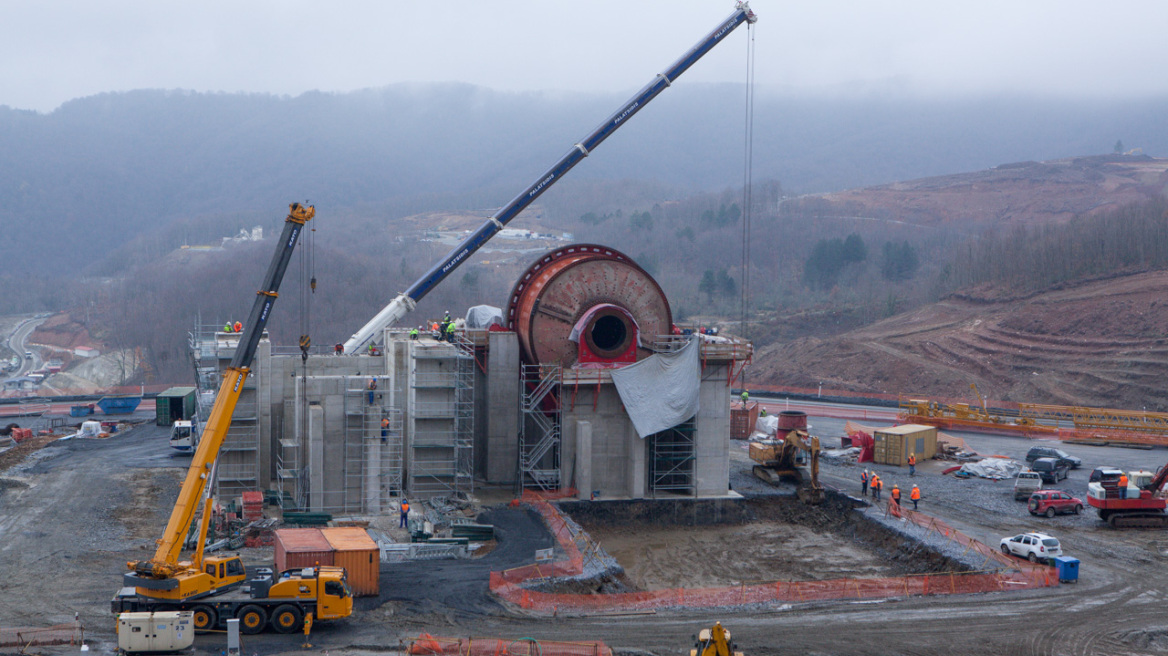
[274,528,334,572]
[730,402,760,439]
[321,527,380,597]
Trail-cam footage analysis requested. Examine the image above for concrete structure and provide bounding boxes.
[193,325,747,508]
[192,322,478,511]
[530,341,744,500]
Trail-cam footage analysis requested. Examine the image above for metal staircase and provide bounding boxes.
[520,364,562,491]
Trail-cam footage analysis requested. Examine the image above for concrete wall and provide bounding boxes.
[485,332,519,484]
[562,384,641,499]
[695,364,731,497]
[559,365,733,501]
[258,351,397,512]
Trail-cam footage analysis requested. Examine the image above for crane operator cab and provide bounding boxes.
[125,554,249,601]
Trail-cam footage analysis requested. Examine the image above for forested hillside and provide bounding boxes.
[5,84,1168,386]
[4,85,1168,276]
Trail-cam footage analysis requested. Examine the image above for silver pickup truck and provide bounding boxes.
[1014,470,1043,500]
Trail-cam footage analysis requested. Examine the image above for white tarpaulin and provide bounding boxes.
[755,414,779,436]
[958,458,1022,479]
[464,305,505,330]
[610,337,701,438]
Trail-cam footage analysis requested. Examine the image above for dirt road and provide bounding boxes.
[0,424,184,632]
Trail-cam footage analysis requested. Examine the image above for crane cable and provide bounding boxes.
[299,206,316,361]
[739,19,756,383]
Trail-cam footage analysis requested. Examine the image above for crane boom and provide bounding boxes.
[343,2,758,354]
[131,203,314,581]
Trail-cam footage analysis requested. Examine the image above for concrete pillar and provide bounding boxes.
[257,338,272,490]
[486,332,520,484]
[629,423,646,499]
[574,421,592,500]
[365,438,382,514]
[695,367,731,496]
[308,403,324,511]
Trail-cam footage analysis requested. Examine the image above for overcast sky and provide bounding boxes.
[4,1,1167,113]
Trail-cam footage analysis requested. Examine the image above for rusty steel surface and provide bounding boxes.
[507,244,672,366]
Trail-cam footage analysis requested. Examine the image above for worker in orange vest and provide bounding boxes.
[399,499,410,528]
[908,453,917,477]
[233,320,243,333]
[910,484,921,510]
[380,415,390,440]
[860,470,869,497]
[871,475,881,501]
[1118,473,1129,499]
[891,484,901,506]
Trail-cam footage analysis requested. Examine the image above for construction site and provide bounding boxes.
[5,5,1168,656]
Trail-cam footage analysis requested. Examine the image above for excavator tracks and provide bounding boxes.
[1107,512,1168,528]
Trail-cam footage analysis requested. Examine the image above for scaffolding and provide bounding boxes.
[276,435,304,511]
[406,337,474,499]
[188,318,223,394]
[341,377,403,514]
[519,363,562,492]
[188,318,260,499]
[648,418,696,496]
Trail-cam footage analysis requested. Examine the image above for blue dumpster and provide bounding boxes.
[1054,556,1079,583]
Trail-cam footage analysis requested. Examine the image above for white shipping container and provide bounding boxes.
[117,611,194,653]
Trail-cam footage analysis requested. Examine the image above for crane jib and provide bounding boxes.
[346,4,755,351]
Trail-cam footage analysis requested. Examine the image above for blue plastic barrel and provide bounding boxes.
[1053,556,1079,583]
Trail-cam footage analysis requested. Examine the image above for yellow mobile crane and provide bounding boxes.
[112,204,353,634]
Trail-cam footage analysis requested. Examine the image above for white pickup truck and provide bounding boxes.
[1014,470,1043,500]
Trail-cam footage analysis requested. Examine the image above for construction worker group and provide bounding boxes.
[860,469,922,511]
[424,310,457,342]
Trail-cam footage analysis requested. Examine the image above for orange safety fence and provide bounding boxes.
[409,633,612,656]
[490,497,1057,614]
[1056,426,1168,447]
[0,622,84,648]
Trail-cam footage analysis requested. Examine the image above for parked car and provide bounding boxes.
[1025,445,1082,469]
[1031,457,1069,483]
[1028,490,1083,517]
[1014,470,1043,500]
[1089,466,1124,483]
[1000,532,1063,563]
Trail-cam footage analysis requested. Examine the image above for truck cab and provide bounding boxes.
[169,418,200,453]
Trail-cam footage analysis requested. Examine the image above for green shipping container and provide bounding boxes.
[155,386,197,426]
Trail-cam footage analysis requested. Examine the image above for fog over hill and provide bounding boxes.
[3,84,1167,273]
